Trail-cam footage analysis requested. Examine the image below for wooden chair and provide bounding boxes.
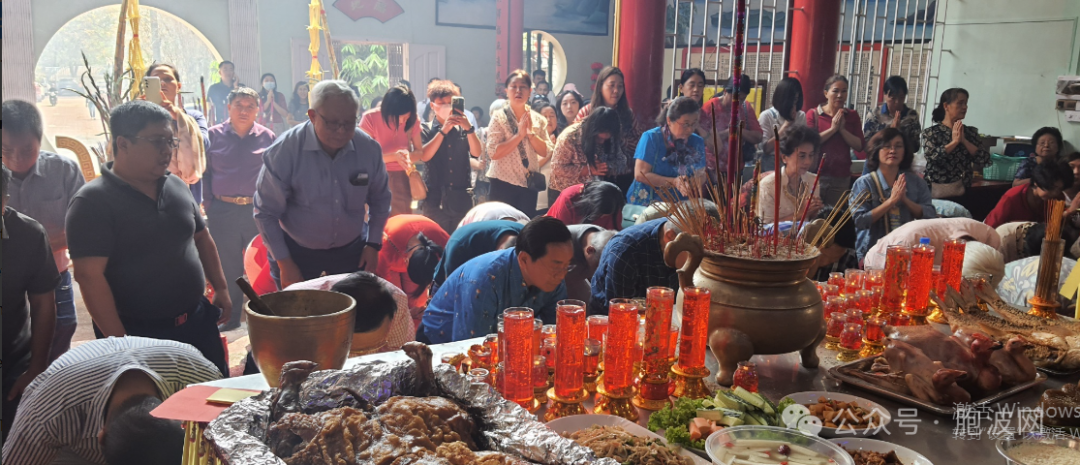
[54,136,98,182]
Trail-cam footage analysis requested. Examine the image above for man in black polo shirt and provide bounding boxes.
[419,79,482,232]
[66,101,232,376]
[2,164,59,442]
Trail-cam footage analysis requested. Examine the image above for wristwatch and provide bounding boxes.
[365,242,383,251]
[463,127,476,135]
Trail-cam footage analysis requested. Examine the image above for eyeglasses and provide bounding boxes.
[315,111,358,131]
[674,120,698,130]
[130,136,180,152]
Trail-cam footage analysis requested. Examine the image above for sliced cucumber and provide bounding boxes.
[761,394,779,416]
[696,408,725,421]
[743,413,764,425]
[712,391,742,410]
[732,386,767,410]
[720,390,756,411]
[719,415,745,427]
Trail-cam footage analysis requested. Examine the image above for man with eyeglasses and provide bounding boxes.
[66,101,232,377]
[254,80,392,289]
[206,87,276,331]
[419,216,571,344]
[1,100,85,363]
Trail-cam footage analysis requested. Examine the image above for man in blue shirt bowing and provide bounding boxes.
[419,217,573,344]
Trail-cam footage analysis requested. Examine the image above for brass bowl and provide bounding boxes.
[245,290,356,387]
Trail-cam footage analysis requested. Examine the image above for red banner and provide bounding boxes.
[334,0,404,23]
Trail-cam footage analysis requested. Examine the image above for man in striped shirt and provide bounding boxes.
[2,337,222,465]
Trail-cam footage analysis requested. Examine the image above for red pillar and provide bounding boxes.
[788,0,841,111]
[613,0,667,127]
[495,0,525,95]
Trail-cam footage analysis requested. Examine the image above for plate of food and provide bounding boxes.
[645,388,785,456]
[997,435,1080,465]
[548,414,709,465]
[705,425,855,465]
[830,437,933,465]
[779,391,892,438]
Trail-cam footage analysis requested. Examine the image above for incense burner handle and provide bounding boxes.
[665,233,704,291]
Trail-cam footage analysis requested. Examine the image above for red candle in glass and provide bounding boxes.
[817,282,826,300]
[678,287,712,375]
[503,308,535,407]
[584,338,601,375]
[857,290,873,314]
[882,245,912,313]
[845,269,866,295]
[845,308,865,324]
[824,284,841,300]
[906,240,935,314]
[732,361,759,393]
[605,299,640,396]
[587,315,609,341]
[554,300,586,398]
[942,239,966,293]
[869,287,883,312]
[541,339,556,369]
[643,287,675,381]
[889,312,911,326]
[866,269,884,290]
[865,315,886,344]
[533,319,543,357]
[826,312,846,339]
[932,266,946,298]
[840,322,865,351]
[824,296,843,320]
[828,272,845,288]
[484,334,500,366]
[532,355,548,389]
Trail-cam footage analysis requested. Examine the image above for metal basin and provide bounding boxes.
[245,290,356,387]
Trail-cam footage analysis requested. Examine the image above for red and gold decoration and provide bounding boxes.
[595,299,639,421]
[334,0,404,23]
[671,287,712,399]
[545,300,588,420]
[904,239,935,323]
[634,287,676,410]
[503,308,539,412]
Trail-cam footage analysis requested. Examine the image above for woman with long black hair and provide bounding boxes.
[758,77,806,169]
[360,85,425,216]
[549,106,624,198]
[555,89,584,134]
[546,181,626,231]
[575,66,639,192]
[258,73,290,134]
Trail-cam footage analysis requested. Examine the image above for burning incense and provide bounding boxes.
[726,0,748,184]
[772,126,781,254]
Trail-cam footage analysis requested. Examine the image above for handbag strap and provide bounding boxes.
[503,105,533,172]
[869,172,894,235]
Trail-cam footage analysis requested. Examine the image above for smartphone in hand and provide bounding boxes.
[144,77,162,105]
[452,96,465,116]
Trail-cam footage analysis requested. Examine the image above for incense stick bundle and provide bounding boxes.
[772,126,781,254]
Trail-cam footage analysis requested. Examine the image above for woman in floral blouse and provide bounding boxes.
[922,88,990,197]
[486,70,553,217]
[626,97,707,206]
[549,107,625,197]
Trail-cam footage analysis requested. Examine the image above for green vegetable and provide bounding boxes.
[664,424,706,450]
[647,397,705,433]
[776,397,797,424]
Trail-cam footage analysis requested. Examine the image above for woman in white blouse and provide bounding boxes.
[486,70,554,217]
[757,77,806,171]
[757,125,824,224]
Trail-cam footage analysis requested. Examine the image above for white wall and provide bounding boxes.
[927,0,1080,150]
[257,0,614,113]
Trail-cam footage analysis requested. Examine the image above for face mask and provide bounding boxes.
[263,82,276,91]
[435,105,452,121]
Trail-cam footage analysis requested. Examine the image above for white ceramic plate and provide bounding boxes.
[830,437,934,465]
[781,391,893,438]
[545,414,710,465]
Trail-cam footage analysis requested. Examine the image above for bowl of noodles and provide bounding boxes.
[548,414,708,465]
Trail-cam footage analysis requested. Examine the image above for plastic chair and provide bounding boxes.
[244,235,277,296]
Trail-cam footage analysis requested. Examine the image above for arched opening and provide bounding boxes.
[35,5,223,152]
[523,31,568,93]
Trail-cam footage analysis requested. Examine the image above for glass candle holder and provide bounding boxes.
[678,287,712,375]
[889,312,911,327]
[857,290,874,314]
[483,334,500,366]
[468,368,491,386]
[816,282,826,300]
[643,287,675,382]
[823,284,841,300]
[882,245,912,313]
[942,239,966,293]
[828,272,846,288]
[866,269,885,289]
[869,287,883,313]
[533,318,543,357]
[494,362,505,394]
[532,355,549,389]
[605,299,640,397]
[824,295,844,320]
[541,324,557,345]
[732,361,759,393]
[838,322,865,361]
[845,269,866,295]
[468,344,493,370]
[865,315,887,345]
[825,313,846,350]
[932,266,945,298]
[497,321,506,363]
[584,338,601,376]
[541,339,557,369]
[503,308,536,408]
[554,300,586,399]
[906,240,935,315]
[845,308,865,324]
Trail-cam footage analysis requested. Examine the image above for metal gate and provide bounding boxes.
[665,0,944,120]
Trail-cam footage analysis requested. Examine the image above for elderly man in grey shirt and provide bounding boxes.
[255,80,393,289]
[2,100,85,360]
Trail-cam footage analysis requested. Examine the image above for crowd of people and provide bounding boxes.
[3,57,1080,463]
